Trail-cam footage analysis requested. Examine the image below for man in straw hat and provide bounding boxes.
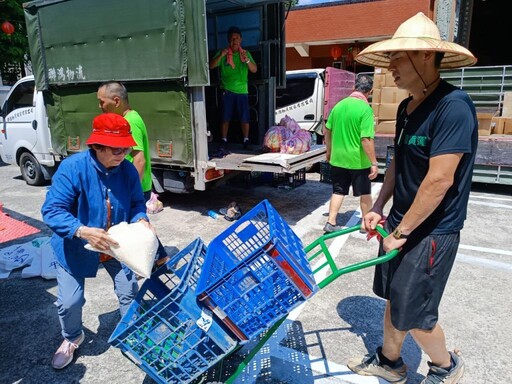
[42,113,157,370]
[348,12,478,384]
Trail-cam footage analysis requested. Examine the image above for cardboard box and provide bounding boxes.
[374,67,387,74]
[381,87,410,104]
[384,72,396,87]
[371,103,379,117]
[373,73,385,89]
[491,116,502,134]
[375,120,396,134]
[376,103,400,120]
[371,88,381,104]
[502,92,512,118]
[504,119,512,135]
[495,117,512,135]
[477,112,494,136]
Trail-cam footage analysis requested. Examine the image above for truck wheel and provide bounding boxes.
[20,152,45,186]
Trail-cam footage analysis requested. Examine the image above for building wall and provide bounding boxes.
[286,0,432,71]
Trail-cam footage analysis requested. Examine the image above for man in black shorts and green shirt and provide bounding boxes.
[323,74,378,233]
[348,13,478,384]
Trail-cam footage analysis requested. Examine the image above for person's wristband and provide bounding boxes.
[371,162,378,167]
[75,226,83,238]
[245,58,251,64]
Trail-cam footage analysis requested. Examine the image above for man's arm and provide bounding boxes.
[210,48,233,69]
[131,150,146,182]
[246,60,257,73]
[361,137,378,180]
[383,153,462,251]
[362,157,395,231]
[209,49,227,69]
[324,128,332,162]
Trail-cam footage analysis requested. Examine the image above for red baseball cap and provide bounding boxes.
[85,113,137,148]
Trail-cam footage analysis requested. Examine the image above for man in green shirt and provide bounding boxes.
[97,81,152,197]
[210,26,257,149]
[323,74,378,233]
[97,81,167,264]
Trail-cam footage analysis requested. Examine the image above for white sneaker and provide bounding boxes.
[51,331,85,369]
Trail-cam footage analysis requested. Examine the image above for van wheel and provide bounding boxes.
[20,153,45,186]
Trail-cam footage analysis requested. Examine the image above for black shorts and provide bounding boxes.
[331,166,371,196]
[373,222,460,331]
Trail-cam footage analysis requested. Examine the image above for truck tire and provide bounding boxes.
[20,152,45,186]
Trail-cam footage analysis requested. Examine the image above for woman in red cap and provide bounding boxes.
[42,113,153,370]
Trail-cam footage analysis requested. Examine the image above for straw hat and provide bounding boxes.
[355,12,477,69]
[86,113,136,148]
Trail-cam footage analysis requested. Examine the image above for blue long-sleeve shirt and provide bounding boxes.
[41,149,148,278]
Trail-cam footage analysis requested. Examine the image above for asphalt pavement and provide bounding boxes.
[0,159,511,384]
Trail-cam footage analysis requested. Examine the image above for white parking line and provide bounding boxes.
[469,195,512,202]
[458,244,512,256]
[456,253,512,271]
[251,184,384,383]
[468,200,512,209]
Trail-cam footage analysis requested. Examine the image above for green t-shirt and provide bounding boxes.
[124,110,152,193]
[216,50,254,94]
[325,97,375,169]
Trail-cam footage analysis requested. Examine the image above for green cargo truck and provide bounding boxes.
[20,0,325,192]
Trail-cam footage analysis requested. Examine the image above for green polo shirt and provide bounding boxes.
[124,110,152,193]
[325,97,375,169]
[215,50,254,94]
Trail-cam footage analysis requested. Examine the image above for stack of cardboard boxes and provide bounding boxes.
[371,68,410,134]
[480,92,512,136]
[371,70,512,137]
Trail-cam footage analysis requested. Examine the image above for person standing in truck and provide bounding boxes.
[347,13,477,384]
[97,81,168,264]
[209,26,257,150]
[323,74,378,233]
[42,113,150,369]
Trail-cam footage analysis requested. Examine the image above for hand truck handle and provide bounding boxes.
[305,224,399,289]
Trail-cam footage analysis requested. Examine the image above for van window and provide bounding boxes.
[4,80,35,115]
[276,73,318,109]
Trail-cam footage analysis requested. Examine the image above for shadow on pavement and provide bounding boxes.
[0,274,89,383]
[337,295,424,383]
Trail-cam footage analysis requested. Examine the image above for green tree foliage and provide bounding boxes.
[0,0,30,84]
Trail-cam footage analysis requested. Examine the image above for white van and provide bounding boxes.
[0,76,58,185]
[275,67,355,137]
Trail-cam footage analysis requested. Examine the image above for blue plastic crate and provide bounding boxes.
[196,200,318,341]
[109,238,238,384]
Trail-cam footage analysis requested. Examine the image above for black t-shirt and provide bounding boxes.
[387,80,478,235]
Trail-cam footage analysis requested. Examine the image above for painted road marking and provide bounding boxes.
[456,253,512,271]
[458,244,512,257]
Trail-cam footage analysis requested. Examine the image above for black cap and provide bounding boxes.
[227,26,242,37]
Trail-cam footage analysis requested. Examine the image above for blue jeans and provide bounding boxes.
[55,259,138,340]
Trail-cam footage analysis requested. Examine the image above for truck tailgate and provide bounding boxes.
[208,145,326,173]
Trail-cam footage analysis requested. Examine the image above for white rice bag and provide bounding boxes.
[84,221,158,278]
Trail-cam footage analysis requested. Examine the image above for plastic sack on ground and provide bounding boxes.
[146,192,163,214]
[41,241,58,279]
[84,221,158,278]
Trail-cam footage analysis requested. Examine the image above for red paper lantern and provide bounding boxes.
[330,45,342,60]
[1,21,15,36]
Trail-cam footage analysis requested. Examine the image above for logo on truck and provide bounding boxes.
[6,107,34,122]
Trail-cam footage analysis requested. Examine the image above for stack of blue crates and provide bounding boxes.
[196,199,318,341]
[109,238,238,384]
